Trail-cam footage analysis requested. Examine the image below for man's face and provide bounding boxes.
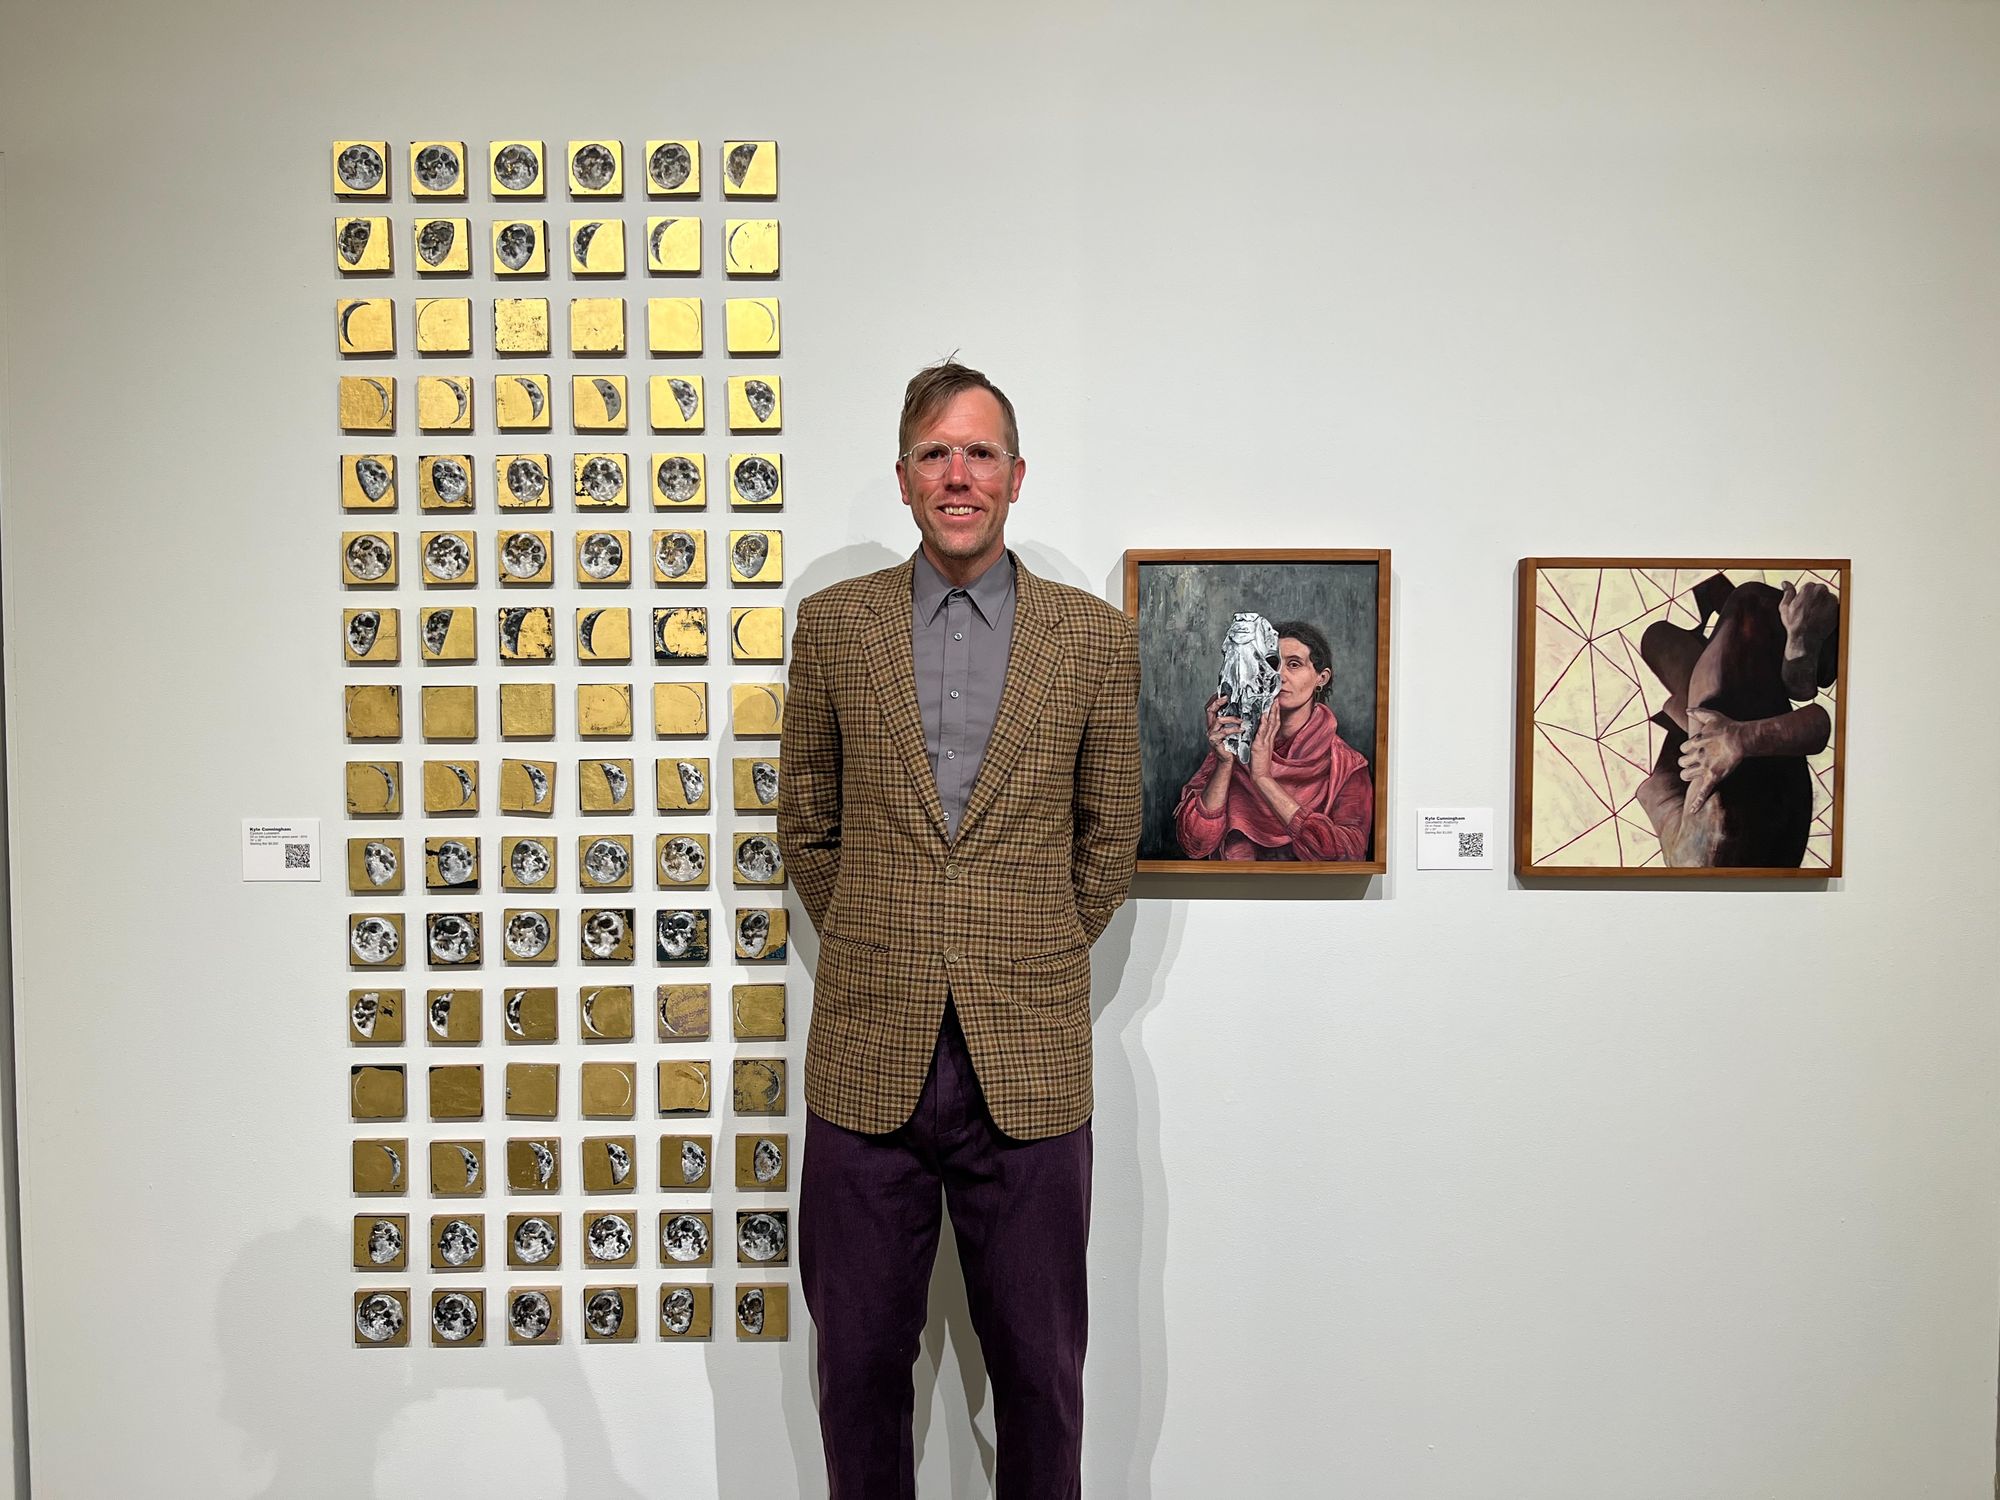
[897,388,1024,577]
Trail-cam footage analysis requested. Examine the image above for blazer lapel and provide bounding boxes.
[955,563,1063,842]
[861,561,950,839]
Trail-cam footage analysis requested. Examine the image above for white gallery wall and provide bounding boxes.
[4,2,1998,1496]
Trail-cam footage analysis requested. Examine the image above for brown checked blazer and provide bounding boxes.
[777,556,1142,1140]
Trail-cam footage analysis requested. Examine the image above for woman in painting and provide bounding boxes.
[1174,620,1374,861]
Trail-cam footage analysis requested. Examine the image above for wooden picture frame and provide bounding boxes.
[1122,549,1391,875]
[1515,558,1849,877]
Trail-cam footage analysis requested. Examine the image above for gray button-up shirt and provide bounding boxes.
[912,549,1017,837]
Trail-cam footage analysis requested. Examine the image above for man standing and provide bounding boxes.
[778,360,1142,1498]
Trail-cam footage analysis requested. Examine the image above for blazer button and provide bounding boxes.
[944,862,958,880]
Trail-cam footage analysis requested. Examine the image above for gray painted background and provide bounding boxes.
[1134,560,1379,860]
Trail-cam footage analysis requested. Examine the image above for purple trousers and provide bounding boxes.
[800,1005,1093,1500]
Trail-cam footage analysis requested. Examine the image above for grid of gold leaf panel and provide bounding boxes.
[338,136,792,1351]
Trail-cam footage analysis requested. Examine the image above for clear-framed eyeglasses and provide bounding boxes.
[901,440,1017,480]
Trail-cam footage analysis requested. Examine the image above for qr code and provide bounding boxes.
[283,842,312,870]
[1457,833,1485,859]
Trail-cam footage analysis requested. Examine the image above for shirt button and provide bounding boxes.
[949,689,960,699]
[945,749,955,759]
[953,632,964,641]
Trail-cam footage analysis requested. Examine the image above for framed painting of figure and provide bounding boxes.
[1123,550,1390,875]
[1515,559,1849,877]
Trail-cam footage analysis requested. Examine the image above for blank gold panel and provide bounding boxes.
[412,217,471,274]
[495,373,552,430]
[353,1137,408,1194]
[580,983,635,1038]
[417,454,474,511]
[730,682,785,737]
[336,298,394,355]
[657,984,711,1041]
[649,375,704,432]
[344,684,401,741]
[418,607,476,661]
[720,140,777,197]
[729,607,785,663]
[732,756,780,811]
[420,685,477,741]
[344,607,400,663]
[494,299,550,354]
[647,297,702,355]
[660,1284,713,1339]
[341,454,397,511]
[724,297,780,354]
[573,375,629,433]
[506,1062,560,1119]
[660,1134,713,1189]
[734,1284,789,1341]
[354,1289,410,1347]
[496,529,555,585]
[571,297,626,354]
[650,452,706,508]
[500,834,557,890]
[418,530,476,585]
[497,606,556,662]
[727,530,782,584]
[573,454,630,509]
[646,215,701,272]
[333,140,389,197]
[348,986,404,1044]
[728,453,783,508]
[655,756,710,812]
[653,682,709,736]
[425,987,482,1043]
[651,528,706,585]
[582,1135,638,1192]
[577,684,634,738]
[335,216,391,272]
[501,908,557,965]
[653,607,709,662]
[347,835,404,894]
[429,1139,485,1195]
[341,530,398,586]
[492,218,548,275]
[415,297,472,354]
[570,218,626,275]
[723,218,779,276]
[732,1057,786,1115]
[581,1063,638,1120]
[409,140,468,198]
[654,832,711,890]
[350,1064,406,1118]
[345,762,402,817]
[644,139,700,197]
[578,757,636,811]
[500,682,556,739]
[577,606,632,661]
[506,1140,561,1193]
[726,375,780,432]
[502,987,560,1043]
[417,376,473,432]
[422,760,480,814]
[735,1132,789,1191]
[496,453,554,509]
[568,140,623,196]
[657,1060,713,1114]
[731,984,786,1040]
[429,1064,484,1120]
[498,762,557,817]
[489,139,546,197]
[339,375,396,432]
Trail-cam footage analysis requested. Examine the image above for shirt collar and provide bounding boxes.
[912,548,1015,629]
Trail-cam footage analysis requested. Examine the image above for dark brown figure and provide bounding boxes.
[1635,573,1841,867]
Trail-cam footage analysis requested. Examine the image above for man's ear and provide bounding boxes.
[895,459,911,508]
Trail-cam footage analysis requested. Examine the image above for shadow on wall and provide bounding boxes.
[215,1220,647,1498]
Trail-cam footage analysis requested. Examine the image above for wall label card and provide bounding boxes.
[243,819,321,881]
[1415,808,1494,870]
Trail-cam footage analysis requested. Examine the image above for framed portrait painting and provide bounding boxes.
[1515,559,1849,877]
[1123,549,1391,875]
